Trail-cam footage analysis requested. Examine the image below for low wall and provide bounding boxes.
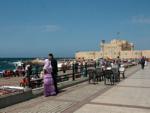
[0,78,88,109]
[0,90,33,108]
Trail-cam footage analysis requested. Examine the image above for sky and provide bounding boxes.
[0,0,150,58]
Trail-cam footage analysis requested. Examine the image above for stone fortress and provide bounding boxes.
[75,39,150,60]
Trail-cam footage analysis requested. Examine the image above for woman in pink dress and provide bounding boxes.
[43,59,56,97]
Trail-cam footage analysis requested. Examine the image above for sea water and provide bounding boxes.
[0,58,74,71]
[0,58,34,71]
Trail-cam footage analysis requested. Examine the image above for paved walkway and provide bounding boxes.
[74,64,150,113]
[0,65,143,113]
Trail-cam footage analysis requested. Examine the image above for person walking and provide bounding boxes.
[48,53,59,94]
[140,56,146,70]
[116,56,121,68]
[43,59,56,97]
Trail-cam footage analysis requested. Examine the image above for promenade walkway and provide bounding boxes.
[74,64,150,113]
[1,65,147,113]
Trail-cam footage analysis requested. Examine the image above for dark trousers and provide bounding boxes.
[52,75,58,94]
[141,63,145,69]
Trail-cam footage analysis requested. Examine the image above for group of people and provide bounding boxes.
[98,57,121,69]
[20,62,41,88]
[21,53,59,97]
[42,55,148,97]
[23,55,147,97]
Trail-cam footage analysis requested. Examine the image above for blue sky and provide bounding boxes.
[0,0,150,57]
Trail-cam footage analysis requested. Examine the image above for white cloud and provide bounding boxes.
[41,25,61,32]
[0,24,61,33]
[132,15,150,24]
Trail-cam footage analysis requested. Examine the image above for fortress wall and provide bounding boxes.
[75,51,102,60]
[142,50,150,58]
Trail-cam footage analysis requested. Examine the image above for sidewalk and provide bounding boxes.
[0,65,140,113]
[74,64,150,113]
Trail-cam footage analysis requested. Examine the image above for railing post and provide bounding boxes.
[95,61,97,69]
[72,63,75,81]
[85,63,87,77]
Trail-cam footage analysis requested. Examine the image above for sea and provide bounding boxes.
[0,57,74,72]
[0,58,35,72]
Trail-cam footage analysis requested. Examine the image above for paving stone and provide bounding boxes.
[57,83,106,101]
[74,104,150,113]
[12,101,73,113]
[91,86,150,107]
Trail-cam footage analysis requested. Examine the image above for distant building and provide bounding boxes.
[75,39,150,60]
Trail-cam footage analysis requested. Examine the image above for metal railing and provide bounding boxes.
[29,63,96,88]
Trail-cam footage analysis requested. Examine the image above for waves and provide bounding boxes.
[0,58,34,71]
[0,58,74,71]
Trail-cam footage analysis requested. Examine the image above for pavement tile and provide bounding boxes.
[3,101,73,113]
[74,104,150,113]
[57,83,106,101]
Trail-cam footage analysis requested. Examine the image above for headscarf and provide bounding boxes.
[43,59,52,74]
